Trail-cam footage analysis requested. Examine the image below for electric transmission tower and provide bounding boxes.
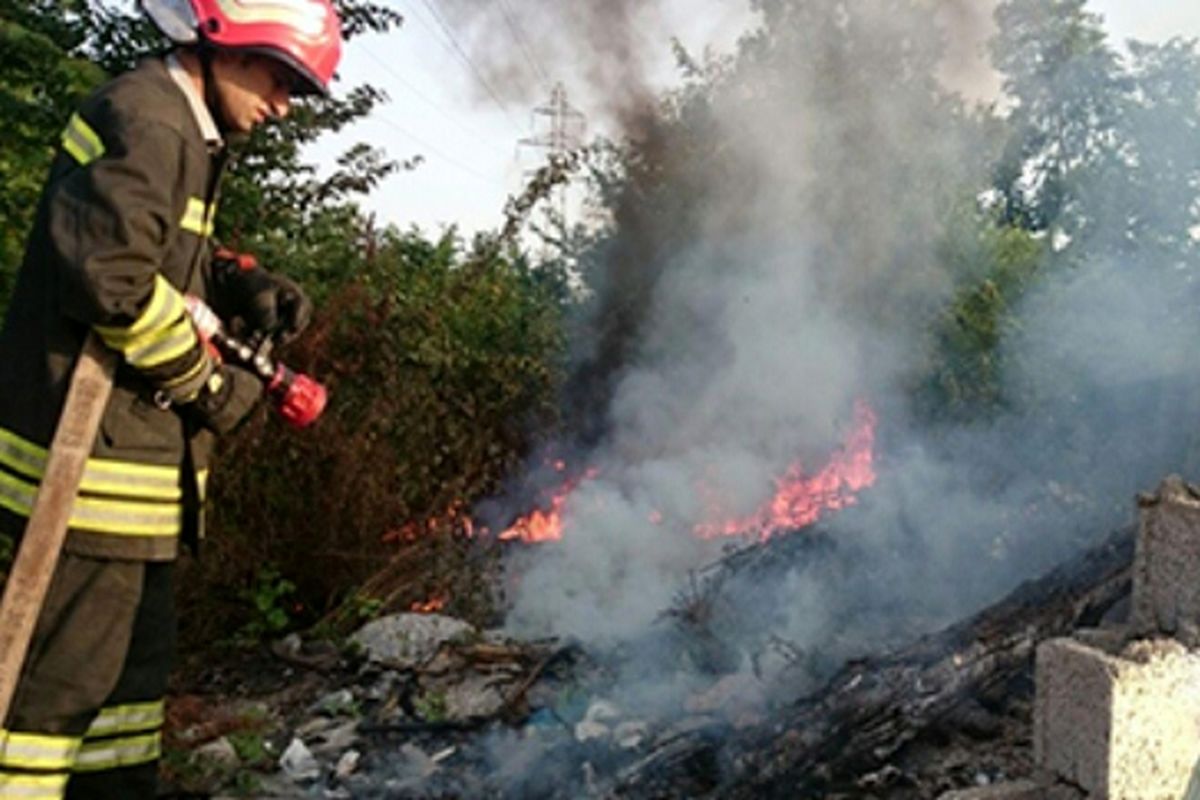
[519,82,587,230]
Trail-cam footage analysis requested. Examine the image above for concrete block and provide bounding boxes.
[1133,475,1200,643]
[1035,636,1200,799]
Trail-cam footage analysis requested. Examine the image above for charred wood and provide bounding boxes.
[611,526,1135,799]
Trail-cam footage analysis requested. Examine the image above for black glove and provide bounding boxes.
[191,363,264,435]
[213,251,313,345]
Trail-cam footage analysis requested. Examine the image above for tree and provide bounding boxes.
[0,1,104,308]
[990,0,1126,237]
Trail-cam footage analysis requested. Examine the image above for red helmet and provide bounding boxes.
[142,0,342,96]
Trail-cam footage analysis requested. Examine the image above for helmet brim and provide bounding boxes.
[235,45,331,97]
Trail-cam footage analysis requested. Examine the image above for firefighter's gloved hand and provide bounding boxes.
[190,363,264,435]
[213,251,312,345]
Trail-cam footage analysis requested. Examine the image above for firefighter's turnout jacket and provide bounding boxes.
[0,56,229,562]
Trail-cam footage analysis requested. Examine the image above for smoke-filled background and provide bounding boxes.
[460,0,1200,714]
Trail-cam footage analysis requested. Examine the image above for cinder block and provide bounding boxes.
[1133,475,1200,642]
[1035,636,1200,799]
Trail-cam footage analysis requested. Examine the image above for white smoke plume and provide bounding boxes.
[482,0,1200,720]
[504,0,993,647]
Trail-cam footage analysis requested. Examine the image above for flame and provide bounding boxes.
[694,401,877,540]
[498,468,599,543]
[411,595,447,614]
[493,401,877,545]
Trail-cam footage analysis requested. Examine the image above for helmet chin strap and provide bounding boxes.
[197,43,235,134]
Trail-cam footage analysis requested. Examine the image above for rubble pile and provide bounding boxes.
[162,477,1200,799]
[173,611,750,799]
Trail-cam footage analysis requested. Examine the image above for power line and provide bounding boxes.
[518,83,587,227]
[359,42,505,153]
[493,0,552,90]
[407,0,524,131]
[370,112,505,187]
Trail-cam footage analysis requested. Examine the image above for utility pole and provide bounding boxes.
[519,82,587,232]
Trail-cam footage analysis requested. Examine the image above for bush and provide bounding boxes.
[178,229,567,647]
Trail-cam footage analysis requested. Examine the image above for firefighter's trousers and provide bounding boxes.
[0,554,175,799]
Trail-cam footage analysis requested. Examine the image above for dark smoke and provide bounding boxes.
[454,4,1200,787]
[436,0,661,124]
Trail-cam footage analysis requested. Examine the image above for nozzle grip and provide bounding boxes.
[270,367,327,428]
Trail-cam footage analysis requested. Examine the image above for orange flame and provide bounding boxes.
[495,402,877,545]
[410,595,447,614]
[694,401,877,540]
[498,468,599,543]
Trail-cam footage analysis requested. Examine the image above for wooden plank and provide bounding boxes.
[0,333,116,719]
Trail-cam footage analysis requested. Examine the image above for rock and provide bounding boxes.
[335,749,361,778]
[311,688,358,717]
[193,736,239,768]
[442,673,510,721]
[279,737,320,782]
[306,720,360,758]
[349,613,476,668]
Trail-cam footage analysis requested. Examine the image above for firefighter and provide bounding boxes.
[0,1,341,797]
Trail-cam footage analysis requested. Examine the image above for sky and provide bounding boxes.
[314,1,1200,237]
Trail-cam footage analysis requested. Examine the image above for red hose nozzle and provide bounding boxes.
[270,368,327,428]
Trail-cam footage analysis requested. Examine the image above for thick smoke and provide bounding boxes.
[506,0,992,648]
[435,0,661,123]
[487,0,1200,729]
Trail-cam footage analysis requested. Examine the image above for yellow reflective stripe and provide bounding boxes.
[95,277,199,369]
[96,275,177,343]
[0,472,180,537]
[0,771,68,800]
[85,702,163,739]
[60,113,104,166]
[72,732,160,772]
[161,352,209,392]
[198,469,209,502]
[0,428,181,501]
[179,197,216,237]
[0,730,80,771]
[125,313,197,369]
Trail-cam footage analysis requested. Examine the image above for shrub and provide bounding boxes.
[178,229,566,647]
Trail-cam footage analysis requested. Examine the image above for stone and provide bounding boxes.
[312,688,358,717]
[279,737,321,783]
[305,720,360,758]
[452,680,509,720]
[192,736,239,768]
[1035,636,1200,799]
[349,613,476,668]
[335,749,361,778]
[1132,476,1200,643]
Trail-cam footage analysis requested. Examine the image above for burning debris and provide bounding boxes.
[494,399,876,545]
[162,0,1200,795]
[167,510,1139,799]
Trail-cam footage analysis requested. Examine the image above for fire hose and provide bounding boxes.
[184,295,327,428]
